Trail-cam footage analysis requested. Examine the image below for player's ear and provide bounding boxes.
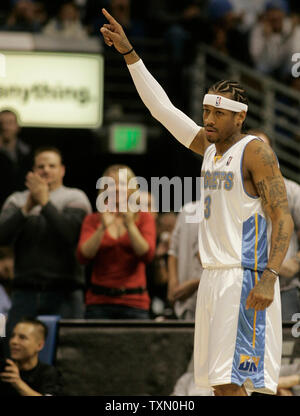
[236,111,246,127]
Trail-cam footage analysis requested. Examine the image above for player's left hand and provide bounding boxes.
[246,270,276,311]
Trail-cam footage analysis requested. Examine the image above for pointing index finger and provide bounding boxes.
[102,8,118,25]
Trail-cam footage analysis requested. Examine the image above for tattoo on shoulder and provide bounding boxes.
[254,143,277,175]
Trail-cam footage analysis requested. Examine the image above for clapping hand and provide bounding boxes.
[118,210,135,228]
[25,172,49,206]
[101,212,116,228]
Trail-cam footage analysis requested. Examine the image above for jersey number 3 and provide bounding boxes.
[204,195,211,219]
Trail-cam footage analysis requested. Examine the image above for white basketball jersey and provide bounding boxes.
[199,135,269,270]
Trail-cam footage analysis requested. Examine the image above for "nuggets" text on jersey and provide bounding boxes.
[201,170,234,191]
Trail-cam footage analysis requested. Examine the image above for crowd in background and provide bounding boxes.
[0,114,175,321]
[0,0,300,83]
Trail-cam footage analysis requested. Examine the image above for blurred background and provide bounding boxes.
[0,0,300,396]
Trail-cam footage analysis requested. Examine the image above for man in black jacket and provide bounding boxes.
[0,110,32,209]
[0,318,63,396]
[0,146,92,336]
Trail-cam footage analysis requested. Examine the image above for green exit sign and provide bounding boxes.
[109,124,146,154]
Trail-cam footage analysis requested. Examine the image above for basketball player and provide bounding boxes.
[100,9,294,396]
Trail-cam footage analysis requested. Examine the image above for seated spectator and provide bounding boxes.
[0,0,42,32]
[0,110,32,209]
[77,164,156,319]
[43,1,88,39]
[0,146,92,338]
[0,246,14,316]
[249,0,300,79]
[0,318,63,396]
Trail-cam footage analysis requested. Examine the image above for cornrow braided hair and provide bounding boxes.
[209,80,248,106]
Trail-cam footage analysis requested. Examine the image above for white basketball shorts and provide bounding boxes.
[194,267,282,394]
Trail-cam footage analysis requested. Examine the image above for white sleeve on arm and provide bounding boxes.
[127,60,202,148]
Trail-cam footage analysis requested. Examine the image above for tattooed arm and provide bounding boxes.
[243,139,294,311]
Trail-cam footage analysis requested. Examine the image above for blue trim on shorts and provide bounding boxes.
[231,269,266,388]
[241,214,268,271]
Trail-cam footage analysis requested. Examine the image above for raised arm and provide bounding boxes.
[100,8,208,156]
[245,140,294,311]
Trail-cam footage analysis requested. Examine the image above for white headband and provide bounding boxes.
[203,94,248,112]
